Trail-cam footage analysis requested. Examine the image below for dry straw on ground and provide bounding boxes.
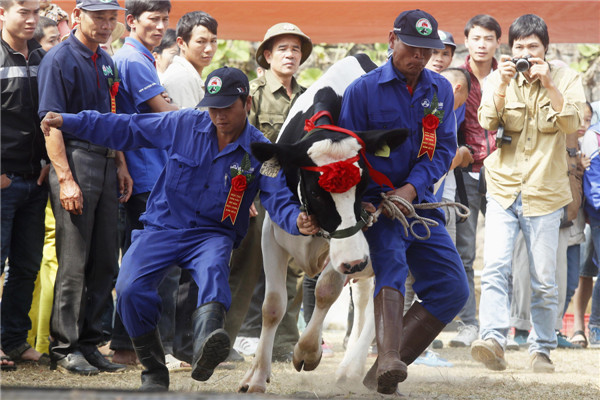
[2,330,599,400]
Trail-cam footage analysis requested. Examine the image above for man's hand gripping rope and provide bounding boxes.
[366,192,470,240]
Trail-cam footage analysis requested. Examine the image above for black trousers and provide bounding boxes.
[49,147,118,357]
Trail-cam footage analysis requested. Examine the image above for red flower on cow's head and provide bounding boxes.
[231,174,247,192]
[317,159,361,193]
[422,113,440,131]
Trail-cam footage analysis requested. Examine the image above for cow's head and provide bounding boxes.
[252,120,408,276]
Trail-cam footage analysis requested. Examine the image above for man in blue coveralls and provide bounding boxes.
[338,10,469,394]
[41,66,319,391]
[109,0,181,367]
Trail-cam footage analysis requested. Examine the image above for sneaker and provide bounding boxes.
[556,331,582,349]
[413,350,453,367]
[589,325,600,348]
[449,323,479,348]
[529,352,554,373]
[471,338,507,371]
[321,341,334,358]
[233,336,259,356]
[513,329,529,347]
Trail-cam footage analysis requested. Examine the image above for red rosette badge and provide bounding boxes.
[222,154,254,224]
[418,112,440,161]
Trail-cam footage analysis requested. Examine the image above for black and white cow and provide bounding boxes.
[238,54,409,393]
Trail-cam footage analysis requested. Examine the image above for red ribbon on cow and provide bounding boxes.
[303,110,395,190]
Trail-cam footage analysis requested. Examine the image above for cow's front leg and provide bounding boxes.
[336,277,374,384]
[239,218,288,393]
[293,261,343,372]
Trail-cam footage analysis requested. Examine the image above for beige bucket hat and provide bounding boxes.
[256,22,313,69]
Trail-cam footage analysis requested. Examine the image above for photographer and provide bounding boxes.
[471,14,586,373]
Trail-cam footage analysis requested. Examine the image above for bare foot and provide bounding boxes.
[98,342,113,356]
[19,346,44,362]
[112,349,139,365]
[0,349,16,369]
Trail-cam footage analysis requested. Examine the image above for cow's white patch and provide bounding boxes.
[306,137,361,166]
[329,187,371,273]
[277,56,366,142]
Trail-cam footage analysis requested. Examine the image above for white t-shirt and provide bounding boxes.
[161,55,205,109]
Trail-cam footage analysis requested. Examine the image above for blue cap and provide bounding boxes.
[76,0,126,11]
[393,9,444,49]
[198,67,249,109]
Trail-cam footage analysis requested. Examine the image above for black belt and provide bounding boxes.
[65,139,116,158]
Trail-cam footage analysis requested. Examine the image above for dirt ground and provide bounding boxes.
[2,329,599,400]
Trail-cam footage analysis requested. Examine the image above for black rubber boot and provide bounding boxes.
[131,328,169,392]
[191,302,231,382]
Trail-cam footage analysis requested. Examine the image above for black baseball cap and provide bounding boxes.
[198,67,249,109]
[76,0,126,11]
[393,9,444,49]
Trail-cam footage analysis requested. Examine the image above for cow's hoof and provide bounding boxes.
[239,366,270,394]
[292,345,322,372]
[336,369,362,386]
[238,383,266,393]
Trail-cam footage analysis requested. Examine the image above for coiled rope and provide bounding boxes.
[367,192,471,240]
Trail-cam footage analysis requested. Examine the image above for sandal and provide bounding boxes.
[1,355,17,371]
[5,342,51,365]
[165,354,191,372]
[570,330,588,348]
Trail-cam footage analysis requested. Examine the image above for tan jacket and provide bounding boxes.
[479,65,586,216]
[248,69,305,143]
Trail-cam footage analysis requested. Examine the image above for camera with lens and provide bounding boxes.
[511,55,532,73]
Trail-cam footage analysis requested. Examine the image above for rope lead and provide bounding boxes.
[367,192,471,240]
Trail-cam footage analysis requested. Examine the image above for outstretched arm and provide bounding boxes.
[42,109,184,151]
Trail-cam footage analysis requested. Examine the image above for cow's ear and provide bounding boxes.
[251,142,299,166]
[354,128,410,154]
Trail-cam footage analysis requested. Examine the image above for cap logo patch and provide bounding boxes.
[416,18,432,36]
[100,0,112,3]
[207,77,222,94]
[439,31,447,40]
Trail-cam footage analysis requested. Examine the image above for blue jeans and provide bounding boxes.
[480,194,561,356]
[1,174,48,351]
[563,244,581,316]
[588,216,600,326]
